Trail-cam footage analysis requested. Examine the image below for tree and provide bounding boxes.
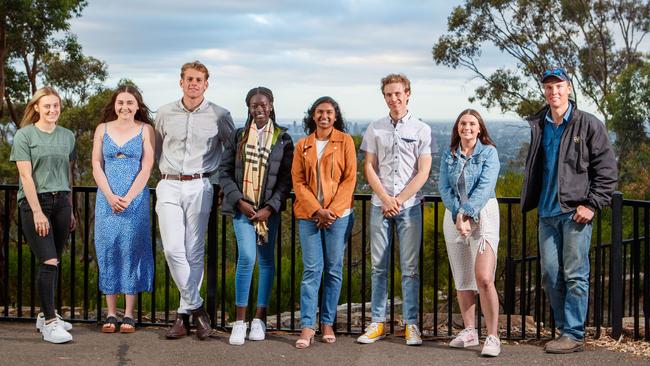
[606,61,650,197]
[606,61,650,155]
[432,0,650,120]
[42,34,107,106]
[1,0,87,123]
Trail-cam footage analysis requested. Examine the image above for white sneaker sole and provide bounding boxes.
[449,338,479,348]
[481,349,500,357]
[42,334,72,344]
[248,334,265,341]
[357,334,385,344]
[406,339,422,346]
[229,337,245,346]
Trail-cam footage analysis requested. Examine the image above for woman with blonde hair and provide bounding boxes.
[10,87,76,343]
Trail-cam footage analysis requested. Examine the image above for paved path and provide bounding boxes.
[0,322,647,366]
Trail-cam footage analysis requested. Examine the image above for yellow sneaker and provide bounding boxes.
[405,324,422,346]
[357,322,386,344]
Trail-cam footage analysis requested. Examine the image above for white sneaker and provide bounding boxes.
[41,319,73,344]
[229,321,247,346]
[481,335,501,357]
[248,318,266,341]
[36,312,72,332]
[449,327,479,348]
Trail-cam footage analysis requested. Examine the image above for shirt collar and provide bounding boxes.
[251,119,272,132]
[545,103,573,126]
[455,139,484,159]
[387,111,412,126]
[177,98,208,113]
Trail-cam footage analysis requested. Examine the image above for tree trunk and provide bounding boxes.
[0,9,7,116]
[5,92,18,128]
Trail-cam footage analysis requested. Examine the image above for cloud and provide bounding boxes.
[68,0,531,121]
[193,48,234,62]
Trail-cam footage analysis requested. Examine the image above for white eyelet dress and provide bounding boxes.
[443,198,500,291]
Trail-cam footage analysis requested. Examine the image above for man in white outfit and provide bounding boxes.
[154,61,234,340]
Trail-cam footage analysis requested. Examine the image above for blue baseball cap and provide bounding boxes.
[541,67,571,83]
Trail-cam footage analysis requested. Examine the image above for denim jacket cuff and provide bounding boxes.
[458,206,478,222]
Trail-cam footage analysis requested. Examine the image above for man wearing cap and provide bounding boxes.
[521,67,617,353]
[155,61,234,340]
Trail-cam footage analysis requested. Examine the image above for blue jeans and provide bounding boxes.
[233,211,280,307]
[370,204,421,325]
[539,212,592,341]
[299,213,354,328]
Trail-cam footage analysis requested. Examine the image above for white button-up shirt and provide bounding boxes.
[154,99,234,183]
[360,112,433,209]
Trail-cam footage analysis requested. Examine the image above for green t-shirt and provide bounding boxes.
[10,124,76,202]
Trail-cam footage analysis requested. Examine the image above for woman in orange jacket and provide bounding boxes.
[292,96,356,348]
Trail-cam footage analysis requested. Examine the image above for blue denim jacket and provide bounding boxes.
[438,140,500,221]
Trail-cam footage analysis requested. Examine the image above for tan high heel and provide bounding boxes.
[321,325,336,344]
[295,328,316,349]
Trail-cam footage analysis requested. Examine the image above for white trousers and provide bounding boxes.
[156,178,213,314]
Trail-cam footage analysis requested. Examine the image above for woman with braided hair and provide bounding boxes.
[218,86,294,345]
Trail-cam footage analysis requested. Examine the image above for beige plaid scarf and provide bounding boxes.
[242,120,274,244]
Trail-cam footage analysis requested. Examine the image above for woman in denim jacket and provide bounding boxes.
[439,109,501,357]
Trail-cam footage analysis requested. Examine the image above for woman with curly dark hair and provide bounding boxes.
[292,96,356,348]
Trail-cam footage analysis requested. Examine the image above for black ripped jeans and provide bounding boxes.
[19,192,71,320]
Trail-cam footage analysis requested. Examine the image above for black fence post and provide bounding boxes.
[206,185,219,326]
[610,191,623,339]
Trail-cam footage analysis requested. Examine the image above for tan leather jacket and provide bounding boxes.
[291,129,357,219]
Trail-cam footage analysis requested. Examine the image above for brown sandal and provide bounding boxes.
[102,316,118,333]
[120,316,135,333]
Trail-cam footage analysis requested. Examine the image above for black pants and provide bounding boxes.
[19,192,72,320]
[19,192,71,262]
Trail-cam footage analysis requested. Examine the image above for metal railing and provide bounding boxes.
[0,185,646,340]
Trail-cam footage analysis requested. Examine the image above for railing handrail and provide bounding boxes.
[0,186,647,340]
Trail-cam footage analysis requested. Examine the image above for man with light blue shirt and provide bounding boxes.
[155,61,234,340]
[357,73,433,346]
[521,67,617,353]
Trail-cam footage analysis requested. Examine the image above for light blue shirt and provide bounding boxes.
[360,112,434,209]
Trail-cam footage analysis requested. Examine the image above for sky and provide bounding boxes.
[68,0,527,122]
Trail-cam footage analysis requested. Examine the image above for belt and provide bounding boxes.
[162,173,211,181]
[38,191,68,197]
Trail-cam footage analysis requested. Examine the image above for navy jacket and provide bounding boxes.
[218,125,294,215]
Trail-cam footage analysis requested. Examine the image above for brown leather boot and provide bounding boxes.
[166,313,190,339]
[192,307,213,340]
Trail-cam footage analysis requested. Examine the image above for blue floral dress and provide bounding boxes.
[94,125,153,294]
